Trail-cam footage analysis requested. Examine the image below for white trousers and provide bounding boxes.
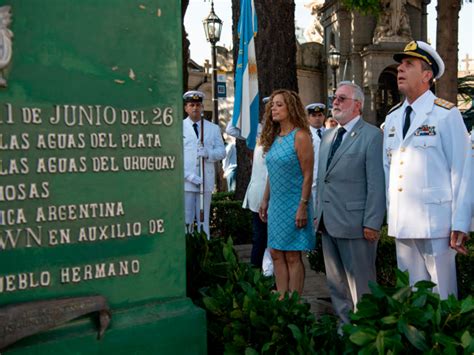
[395,238,457,299]
[184,191,211,238]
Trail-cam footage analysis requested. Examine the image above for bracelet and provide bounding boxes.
[300,198,308,205]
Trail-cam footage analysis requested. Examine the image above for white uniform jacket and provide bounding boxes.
[309,126,324,212]
[183,117,225,192]
[242,145,268,213]
[383,90,471,239]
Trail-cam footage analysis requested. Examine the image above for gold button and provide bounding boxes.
[398,188,403,192]
[399,175,403,179]
[400,161,404,165]
[400,147,406,152]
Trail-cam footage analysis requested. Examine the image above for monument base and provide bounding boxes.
[5,298,206,354]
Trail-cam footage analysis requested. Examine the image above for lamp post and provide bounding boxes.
[328,47,341,96]
[203,1,223,124]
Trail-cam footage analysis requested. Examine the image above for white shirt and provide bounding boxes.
[337,116,361,142]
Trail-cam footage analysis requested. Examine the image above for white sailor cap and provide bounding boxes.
[393,41,445,79]
[183,90,205,103]
[262,96,271,104]
[305,103,326,114]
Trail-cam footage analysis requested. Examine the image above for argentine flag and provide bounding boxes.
[231,0,259,150]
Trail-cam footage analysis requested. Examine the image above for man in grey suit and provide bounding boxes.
[315,81,385,324]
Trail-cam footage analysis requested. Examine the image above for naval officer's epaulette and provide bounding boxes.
[387,102,403,115]
[434,98,455,110]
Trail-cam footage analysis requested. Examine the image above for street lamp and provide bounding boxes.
[203,1,223,124]
[328,47,341,95]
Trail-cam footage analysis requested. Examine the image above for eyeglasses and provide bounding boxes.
[332,95,357,103]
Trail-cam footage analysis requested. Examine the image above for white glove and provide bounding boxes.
[188,174,202,186]
[197,146,209,158]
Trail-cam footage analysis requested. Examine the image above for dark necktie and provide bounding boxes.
[327,127,346,168]
[317,129,322,139]
[402,106,412,139]
[192,123,199,138]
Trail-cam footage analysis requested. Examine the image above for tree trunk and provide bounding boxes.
[232,0,298,200]
[182,0,190,92]
[254,1,298,95]
[435,0,460,102]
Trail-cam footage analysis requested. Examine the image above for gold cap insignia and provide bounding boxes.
[405,41,417,51]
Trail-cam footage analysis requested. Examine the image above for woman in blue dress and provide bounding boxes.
[259,89,315,297]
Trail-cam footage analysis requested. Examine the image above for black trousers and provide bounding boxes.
[250,211,268,268]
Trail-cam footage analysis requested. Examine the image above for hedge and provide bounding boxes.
[210,192,252,244]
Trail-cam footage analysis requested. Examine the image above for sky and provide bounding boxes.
[184,0,474,70]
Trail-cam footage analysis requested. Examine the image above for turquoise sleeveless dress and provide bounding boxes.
[266,129,315,251]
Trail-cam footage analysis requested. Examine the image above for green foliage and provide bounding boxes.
[308,227,474,297]
[306,237,326,275]
[186,231,343,354]
[375,226,397,287]
[186,230,233,300]
[187,232,474,353]
[344,270,474,354]
[340,0,381,15]
[456,239,474,298]
[458,74,474,103]
[459,75,474,129]
[210,192,252,244]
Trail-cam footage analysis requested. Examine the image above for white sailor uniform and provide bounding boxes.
[383,90,471,298]
[183,117,225,236]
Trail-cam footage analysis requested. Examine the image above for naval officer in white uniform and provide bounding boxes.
[383,41,471,298]
[183,91,225,237]
[306,103,326,210]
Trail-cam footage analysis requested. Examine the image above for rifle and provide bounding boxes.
[199,113,205,227]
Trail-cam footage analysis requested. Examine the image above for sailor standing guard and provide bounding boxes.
[305,103,326,210]
[383,41,471,298]
[183,91,226,237]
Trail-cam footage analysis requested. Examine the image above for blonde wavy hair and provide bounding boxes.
[260,89,309,153]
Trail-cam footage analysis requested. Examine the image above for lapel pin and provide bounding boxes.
[351,132,356,137]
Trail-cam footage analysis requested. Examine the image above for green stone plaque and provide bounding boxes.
[0,1,206,353]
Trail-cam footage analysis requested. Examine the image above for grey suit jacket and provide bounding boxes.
[315,118,386,238]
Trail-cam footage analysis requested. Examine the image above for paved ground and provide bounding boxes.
[234,244,334,318]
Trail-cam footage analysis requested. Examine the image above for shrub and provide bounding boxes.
[306,236,325,275]
[186,229,232,300]
[210,192,252,244]
[308,227,474,296]
[344,270,474,354]
[456,238,474,298]
[187,232,474,353]
[186,231,343,354]
[375,226,397,287]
